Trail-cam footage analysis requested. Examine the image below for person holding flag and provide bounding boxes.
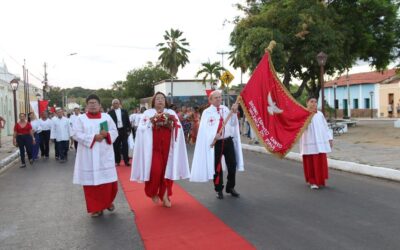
[190,90,244,199]
[300,97,333,189]
[72,94,119,217]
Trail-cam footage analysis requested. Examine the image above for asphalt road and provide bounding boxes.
[181,145,400,250]
[1,146,399,250]
[0,150,144,250]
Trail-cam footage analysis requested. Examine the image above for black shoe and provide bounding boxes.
[20,164,26,168]
[216,191,224,199]
[29,159,34,165]
[226,189,240,198]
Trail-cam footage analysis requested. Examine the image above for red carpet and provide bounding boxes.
[117,167,255,250]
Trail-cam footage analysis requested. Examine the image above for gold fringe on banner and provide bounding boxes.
[238,45,314,159]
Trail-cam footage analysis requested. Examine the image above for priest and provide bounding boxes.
[190,90,244,199]
[131,92,190,208]
[72,94,119,217]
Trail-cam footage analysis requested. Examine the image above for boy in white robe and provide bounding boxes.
[72,94,119,217]
[300,97,333,189]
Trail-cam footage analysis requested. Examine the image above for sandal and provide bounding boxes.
[107,204,115,212]
[90,211,103,217]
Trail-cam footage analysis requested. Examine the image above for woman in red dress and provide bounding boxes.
[13,113,36,168]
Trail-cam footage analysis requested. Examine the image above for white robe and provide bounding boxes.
[300,111,333,155]
[130,109,190,182]
[72,113,118,185]
[190,105,244,182]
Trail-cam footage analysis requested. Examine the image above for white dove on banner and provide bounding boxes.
[267,92,283,115]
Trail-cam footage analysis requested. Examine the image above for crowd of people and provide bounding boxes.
[9,90,333,218]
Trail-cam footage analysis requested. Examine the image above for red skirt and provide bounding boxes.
[83,181,118,213]
[145,126,173,199]
[302,153,329,186]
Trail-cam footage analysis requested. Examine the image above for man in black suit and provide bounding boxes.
[108,99,131,166]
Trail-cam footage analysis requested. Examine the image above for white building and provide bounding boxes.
[144,79,212,108]
[0,61,43,135]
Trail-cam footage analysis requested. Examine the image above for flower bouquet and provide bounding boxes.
[150,112,180,140]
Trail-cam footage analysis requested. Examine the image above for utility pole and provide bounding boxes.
[346,70,351,119]
[43,62,48,100]
[22,60,27,115]
[217,51,229,105]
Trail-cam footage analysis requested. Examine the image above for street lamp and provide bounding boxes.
[316,52,328,115]
[10,78,20,125]
[369,91,374,119]
[333,82,337,119]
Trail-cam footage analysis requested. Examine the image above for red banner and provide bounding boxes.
[39,100,49,115]
[239,52,313,158]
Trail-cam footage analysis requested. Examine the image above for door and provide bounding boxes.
[343,99,348,117]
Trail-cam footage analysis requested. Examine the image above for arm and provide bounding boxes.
[72,118,98,148]
[30,128,36,145]
[13,126,17,146]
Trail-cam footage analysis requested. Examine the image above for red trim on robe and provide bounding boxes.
[105,132,112,144]
[302,153,329,186]
[86,112,108,148]
[83,181,118,213]
[86,112,102,119]
[90,137,96,149]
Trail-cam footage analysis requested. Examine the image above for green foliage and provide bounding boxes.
[157,28,191,77]
[230,0,400,99]
[195,61,225,86]
[124,62,171,100]
[47,86,62,107]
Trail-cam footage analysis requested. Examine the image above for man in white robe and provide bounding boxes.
[72,94,119,217]
[190,90,244,199]
[50,109,70,163]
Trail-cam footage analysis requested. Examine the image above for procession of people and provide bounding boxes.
[10,85,333,218]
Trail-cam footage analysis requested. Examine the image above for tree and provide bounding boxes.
[124,62,171,100]
[195,61,225,87]
[230,0,400,99]
[47,86,63,107]
[157,28,190,103]
[112,80,126,98]
[95,88,115,110]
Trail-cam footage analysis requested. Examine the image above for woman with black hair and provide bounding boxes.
[13,113,35,168]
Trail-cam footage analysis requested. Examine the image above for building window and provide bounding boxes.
[353,99,359,109]
[365,98,370,109]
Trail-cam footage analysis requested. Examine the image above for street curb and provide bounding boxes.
[0,150,19,175]
[242,144,400,182]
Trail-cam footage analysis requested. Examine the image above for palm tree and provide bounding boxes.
[195,61,225,89]
[157,28,190,103]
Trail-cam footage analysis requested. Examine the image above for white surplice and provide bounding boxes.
[300,111,333,155]
[190,105,244,182]
[130,108,190,182]
[72,113,118,185]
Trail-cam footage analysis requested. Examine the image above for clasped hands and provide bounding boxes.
[94,130,108,142]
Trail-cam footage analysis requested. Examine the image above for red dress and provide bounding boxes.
[145,126,173,199]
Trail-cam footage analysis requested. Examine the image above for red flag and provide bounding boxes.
[239,52,313,158]
[39,100,49,115]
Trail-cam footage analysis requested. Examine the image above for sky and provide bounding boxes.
[0,0,248,90]
[0,0,397,91]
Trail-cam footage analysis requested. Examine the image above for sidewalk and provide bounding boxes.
[242,119,400,171]
[0,135,19,173]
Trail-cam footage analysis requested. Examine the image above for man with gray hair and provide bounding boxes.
[108,99,131,166]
